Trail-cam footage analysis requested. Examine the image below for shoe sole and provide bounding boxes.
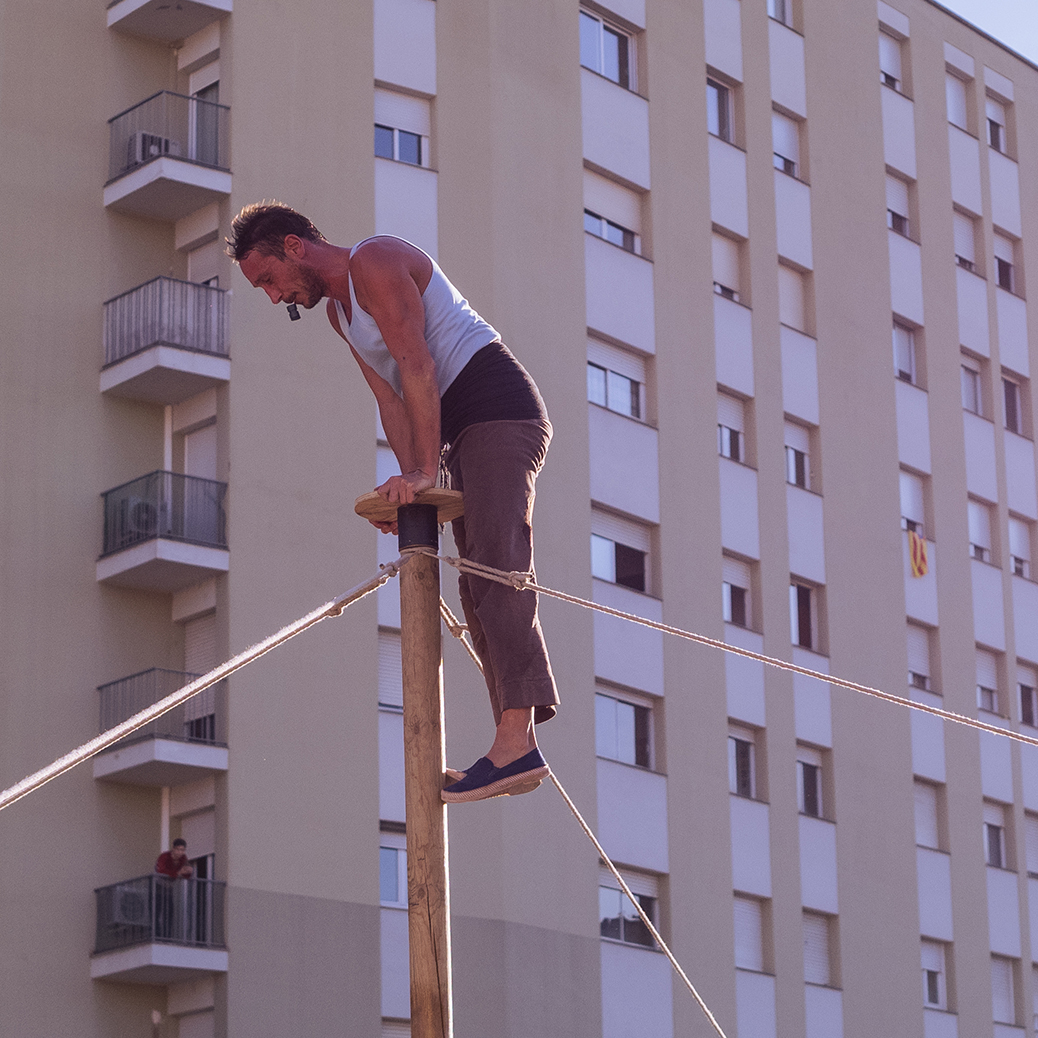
[441,766,550,803]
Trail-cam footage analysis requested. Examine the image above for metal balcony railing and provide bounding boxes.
[94,875,226,953]
[104,277,229,367]
[100,471,227,557]
[98,668,227,746]
[107,91,230,184]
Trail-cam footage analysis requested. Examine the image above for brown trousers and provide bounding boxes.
[445,418,559,726]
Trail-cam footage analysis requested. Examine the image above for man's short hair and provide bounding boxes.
[172,838,187,848]
[225,201,326,262]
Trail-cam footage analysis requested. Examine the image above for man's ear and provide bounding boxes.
[283,234,306,259]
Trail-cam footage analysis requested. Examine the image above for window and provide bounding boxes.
[796,744,824,817]
[596,689,652,768]
[946,72,969,130]
[1025,812,1038,875]
[784,422,811,490]
[777,263,807,332]
[961,360,982,415]
[707,78,734,143]
[588,340,646,420]
[378,629,403,710]
[892,322,916,383]
[584,169,643,255]
[914,780,941,849]
[1003,375,1022,433]
[900,470,926,539]
[591,512,651,594]
[712,233,741,301]
[953,211,977,272]
[977,647,1000,714]
[580,9,635,90]
[991,956,1016,1025]
[734,895,767,971]
[768,0,793,28]
[772,110,801,178]
[994,233,1016,293]
[987,95,1008,153]
[723,555,752,628]
[790,583,818,651]
[1010,517,1033,578]
[802,911,834,986]
[599,868,658,948]
[984,801,1008,868]
[379,831,407,907]
[886,175,911,238]
[921,941,947,1009]
[1019,664,1038,727]
[718,393,745,462]
[728,724,757,797]
[968,498,993,563]
[879,31,904,91]
[374,89,431,167]
[906,623,932,691]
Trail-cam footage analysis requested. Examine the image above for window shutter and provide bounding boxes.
[878,32,902,81]
[777,264,805,331]
[1009,519,1031,562]
[584,170,642,234]
[802,913,830,985]
[784,421,810,453]
[184,613,217,674]
[733,896,763,971]
[723,556,751,590]
[914,781,939,848]
[953,212,976,262]
[906,625,930,679]
[717,393,745,433]
[591,510,651,553]
[976,649,998,691]
[946,74,968,129]
[983,800,1006,828]
[986,96,1007,127]
[886,175,909,217]
[379,630,403,708]
[920,939,943,973]
[899,471,925,526]
[1025,813,1038,874]
[994,234,1015,263]
[968,500,992,550]
[587,339,646,385]
[991,957,1015,1024]
[374,88,431,136]
[712,234,741,291]
[772,111,800,164]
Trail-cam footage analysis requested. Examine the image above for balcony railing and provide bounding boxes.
[94,875,226,953]
[101,471,227,557]
[104,277,229,367]
[99,668,227,746]
[107,91,229,184]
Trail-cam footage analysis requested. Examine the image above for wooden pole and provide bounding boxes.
[398,504,453,1038]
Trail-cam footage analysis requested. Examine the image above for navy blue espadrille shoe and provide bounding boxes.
[441,748,550,803]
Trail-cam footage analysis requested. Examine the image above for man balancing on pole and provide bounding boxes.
[226,202,557,803]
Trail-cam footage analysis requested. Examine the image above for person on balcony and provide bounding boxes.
[155,838,194,879]
[226,201,557,803]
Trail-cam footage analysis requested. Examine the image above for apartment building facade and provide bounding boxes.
[2,0,1038,1035]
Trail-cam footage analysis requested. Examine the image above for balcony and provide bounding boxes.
[97,471,229,592]
[104,92,231,222]
[101,277,230,404]
[107,0,231,44]
[93,669,228,785]
[92,875,227,983]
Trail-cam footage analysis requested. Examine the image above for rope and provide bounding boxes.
[434,552,1038,750]
[439,598,484,674]
[0,559,407,814]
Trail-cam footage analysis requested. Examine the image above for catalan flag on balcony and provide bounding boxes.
[909,529,928,577]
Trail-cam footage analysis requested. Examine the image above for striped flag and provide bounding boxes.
[909,529,928,577]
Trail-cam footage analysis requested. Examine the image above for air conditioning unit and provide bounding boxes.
[112,884,149,926]
[127,131,182,168]
[126,496,159,538]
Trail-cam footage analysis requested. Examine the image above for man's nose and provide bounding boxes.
[264,286,281,304]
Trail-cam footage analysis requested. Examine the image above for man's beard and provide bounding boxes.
[297,264,327,308]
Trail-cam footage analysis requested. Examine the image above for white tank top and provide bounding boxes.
[333,237,499,396]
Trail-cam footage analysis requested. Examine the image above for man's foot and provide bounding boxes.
[441,748,550,803]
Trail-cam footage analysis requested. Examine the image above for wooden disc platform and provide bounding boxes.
[354,488,465,525]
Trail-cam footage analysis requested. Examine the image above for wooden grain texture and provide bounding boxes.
[354,488,464,524]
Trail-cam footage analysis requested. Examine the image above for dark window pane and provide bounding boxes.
[602,25,622,84]
[614,543,646,592]
[734,739,753,796]
[730,585,747,628]
[375,124,394,159]
[1005,379,1020,433]
[796,586,813,648]
[622,893,656,947]
[801,762,820,816]
[398,130,421,165]
[634,704,651,768]
[580,11,600,72]
[997,257,1014,292]
[599,886,622,940]
[1022,685,1036,727]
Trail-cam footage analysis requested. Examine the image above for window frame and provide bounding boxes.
[707,77,734,144]
[580,8,637,92]
[599,867,659,950]
[796,744,825,819]
[728,724,758,799]
[921,939,948,1010]
[595,687,654,769]
[379,831,408,908]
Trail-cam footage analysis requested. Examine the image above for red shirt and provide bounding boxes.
[155,851,191,878]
